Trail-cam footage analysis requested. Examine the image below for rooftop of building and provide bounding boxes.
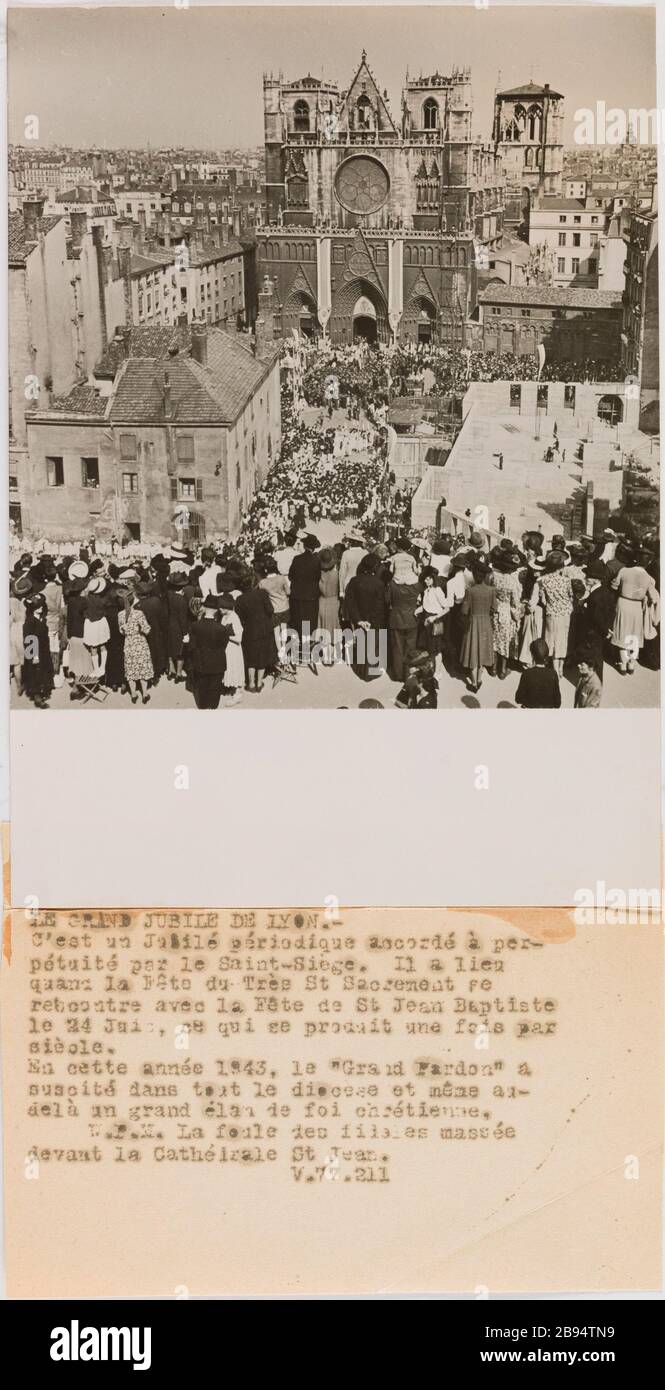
[95,323,193,378]
[8,210,63,265]
[532,197,588,212]
[497,80,563,100]
[479,283,623,309]
[109,329,275,424]
[46,324,274,424]
[47,384,108,417]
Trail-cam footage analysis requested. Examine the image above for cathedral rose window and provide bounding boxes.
[334,156,390,214]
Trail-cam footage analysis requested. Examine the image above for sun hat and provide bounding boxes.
[68,560,89,581]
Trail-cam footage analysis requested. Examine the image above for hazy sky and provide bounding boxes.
[7,3,658,149]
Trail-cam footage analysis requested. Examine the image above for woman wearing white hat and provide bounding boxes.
[83,577,110,680]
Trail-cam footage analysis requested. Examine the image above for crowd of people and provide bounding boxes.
[235,388,390,558]
[10,513,660,711]
[8,340,657,712]
[301,340,624,411]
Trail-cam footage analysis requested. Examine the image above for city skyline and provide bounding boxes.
[8,4,657,149]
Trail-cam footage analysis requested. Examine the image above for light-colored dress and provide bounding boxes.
[518,578,544,664]
[318,567,340,638]
[221,610,245,688]
[10,595,25,667]
[119,605,154,681]
[540,569,574,659]
[611,565,658,650]
[491,571,521,658]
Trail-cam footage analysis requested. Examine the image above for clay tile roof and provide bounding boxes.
[49,384,107,416]
[95,322,192,377]
[479,284,622,309]
[8,211,63,265]
[108,328,270,425]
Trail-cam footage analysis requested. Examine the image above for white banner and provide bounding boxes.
[317,237,332,329]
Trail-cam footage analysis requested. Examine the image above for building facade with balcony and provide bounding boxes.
[257,53,504,347]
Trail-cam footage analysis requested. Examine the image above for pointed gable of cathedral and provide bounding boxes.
[408,268,438,307]
[290,263,316,301]
[343,229,385,294]
[338,51,398,136]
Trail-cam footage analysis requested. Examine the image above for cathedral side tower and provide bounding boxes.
[492,80,564,230]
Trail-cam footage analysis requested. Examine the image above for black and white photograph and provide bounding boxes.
[7,2,661,711]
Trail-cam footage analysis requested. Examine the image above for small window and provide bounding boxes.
[46,456,64,487]
[520,309,531,317]
[81,456,99,488]
[178,477,202,500]
[175,433,193,467]
[573,215,581,224]
[591,215,598,224]
[559,215,567,224]
[122,472,139,494]
[571,257,580,273]
[557,257,565,273]
[119,433,137,461]
[572,233,581,247]
[491,306,501,316]
[558,232,566,247]
[588,259,597,276]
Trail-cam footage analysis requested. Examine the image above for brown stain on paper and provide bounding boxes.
[453,906,576,944]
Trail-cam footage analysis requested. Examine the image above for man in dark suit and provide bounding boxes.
[289,534,321,660]
[187,597,230,708]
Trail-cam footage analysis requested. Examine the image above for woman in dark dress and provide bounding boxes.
[460,560,498,692]
[344,553,387,680]
[137,578,168,685]
[166,573,190,682]
[103,580,126,692]
[22,594,54,708]
[387,577,419,683]
[235,579,277,693]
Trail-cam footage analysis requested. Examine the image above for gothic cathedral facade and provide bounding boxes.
[256,53,505,346]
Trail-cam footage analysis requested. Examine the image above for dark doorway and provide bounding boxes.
[353,315,377,344]
[598,394,624,426]
[299,311,315,339]
[125,522,141,541]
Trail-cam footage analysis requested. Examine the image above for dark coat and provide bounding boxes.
[166,590,190,658]
[515,665,562,709]
[188,617,230,675]
[139,594,168,677]
[235,587,278,669]
[345,573,387,630]
[387,581,419,631]
[289,550,322,600]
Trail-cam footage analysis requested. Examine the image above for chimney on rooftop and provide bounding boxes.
[70,208,88,251]
[163,370,172,420]
[191,320,208,367]
[23,195,45,242]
